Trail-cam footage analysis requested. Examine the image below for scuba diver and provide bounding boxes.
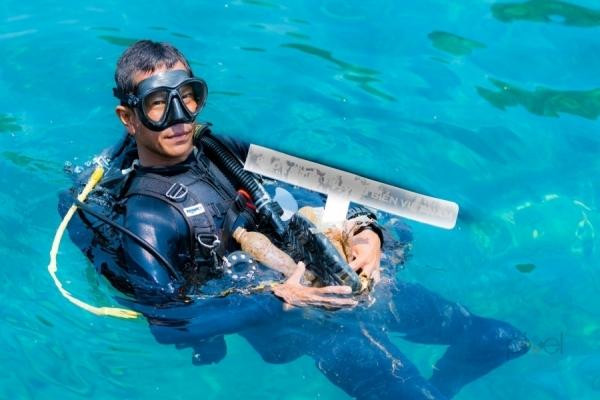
[60,40,530,399]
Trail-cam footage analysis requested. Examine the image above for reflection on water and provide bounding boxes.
[428,31,485,56]
[477,78,600,120]
[492,0,600,27]
[0,29,36,40]
[0,114,22,133]
[97,35,139,47]
[281,43,395,101]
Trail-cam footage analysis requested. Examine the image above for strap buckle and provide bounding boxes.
[196,233,222,270]
[165,182,188,202]
[196,233,221,250]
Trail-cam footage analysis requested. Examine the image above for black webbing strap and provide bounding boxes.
[124,173,220,264]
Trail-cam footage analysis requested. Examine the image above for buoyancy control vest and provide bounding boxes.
[121,138,258,284]
[65,124,366,294]
[64,125,258,290]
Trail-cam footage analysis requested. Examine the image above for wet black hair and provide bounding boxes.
[114,40,193,99]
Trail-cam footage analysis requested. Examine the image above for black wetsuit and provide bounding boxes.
[63,137,530,399]
[116,146,243,301]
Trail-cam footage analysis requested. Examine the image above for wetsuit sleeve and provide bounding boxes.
[121,195,188,302]
[124,291,285,340]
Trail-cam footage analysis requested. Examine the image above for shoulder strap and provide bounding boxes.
[193,148,238,201]
[124,172,223,266]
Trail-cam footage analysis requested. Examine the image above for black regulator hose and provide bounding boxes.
[199,131,362,292]
[200,134,287,239]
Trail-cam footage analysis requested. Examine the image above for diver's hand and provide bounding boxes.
[349,229,382,283]
[273,262,358,310]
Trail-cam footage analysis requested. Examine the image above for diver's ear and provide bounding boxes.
[115,106,136,135]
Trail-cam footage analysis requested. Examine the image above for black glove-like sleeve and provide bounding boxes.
[346,204,384,248]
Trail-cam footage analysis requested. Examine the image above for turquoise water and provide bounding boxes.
[1,0,599,398]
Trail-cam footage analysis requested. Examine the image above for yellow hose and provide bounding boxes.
[47,166,140,319]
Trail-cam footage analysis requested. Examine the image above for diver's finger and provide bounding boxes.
[308,295,358,308]
[372,268,381,283]
[287,261,306,284]
[349,257,367,272]
[316,285,353,295]
[361,260,379,277]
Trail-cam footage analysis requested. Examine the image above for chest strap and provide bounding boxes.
[124,173,227,264]
[123,170,249,273]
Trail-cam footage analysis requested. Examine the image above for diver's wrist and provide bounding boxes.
[354,224,384,248]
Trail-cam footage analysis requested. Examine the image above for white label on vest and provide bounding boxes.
[183,203,205,217]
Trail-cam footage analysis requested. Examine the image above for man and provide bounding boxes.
[67,40,530,399]
[110,40,380,307]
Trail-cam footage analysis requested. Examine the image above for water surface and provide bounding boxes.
[1,1,599,398]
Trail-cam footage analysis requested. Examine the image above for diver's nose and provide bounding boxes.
[167,97,190,126]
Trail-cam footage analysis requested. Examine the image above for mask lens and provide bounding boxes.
[142,90,169,122]
[178,81,206,114]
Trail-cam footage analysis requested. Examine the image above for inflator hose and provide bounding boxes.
[199,134,287,239]
[199,133,362,292]
[48,166,141,319]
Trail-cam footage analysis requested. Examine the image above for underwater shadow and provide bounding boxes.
[0,114,22,134]
[98,35,139,47]
[1,151,60,172]
[428,31,486,56]
[477,78,600,120]
[492,0,600,27]
[281,43,396,102]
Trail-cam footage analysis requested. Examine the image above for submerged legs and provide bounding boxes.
[383,281,530,398]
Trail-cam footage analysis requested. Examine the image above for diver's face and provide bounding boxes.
[116,61,195,167]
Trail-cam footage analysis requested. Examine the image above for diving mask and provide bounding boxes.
[114,69,207,131]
